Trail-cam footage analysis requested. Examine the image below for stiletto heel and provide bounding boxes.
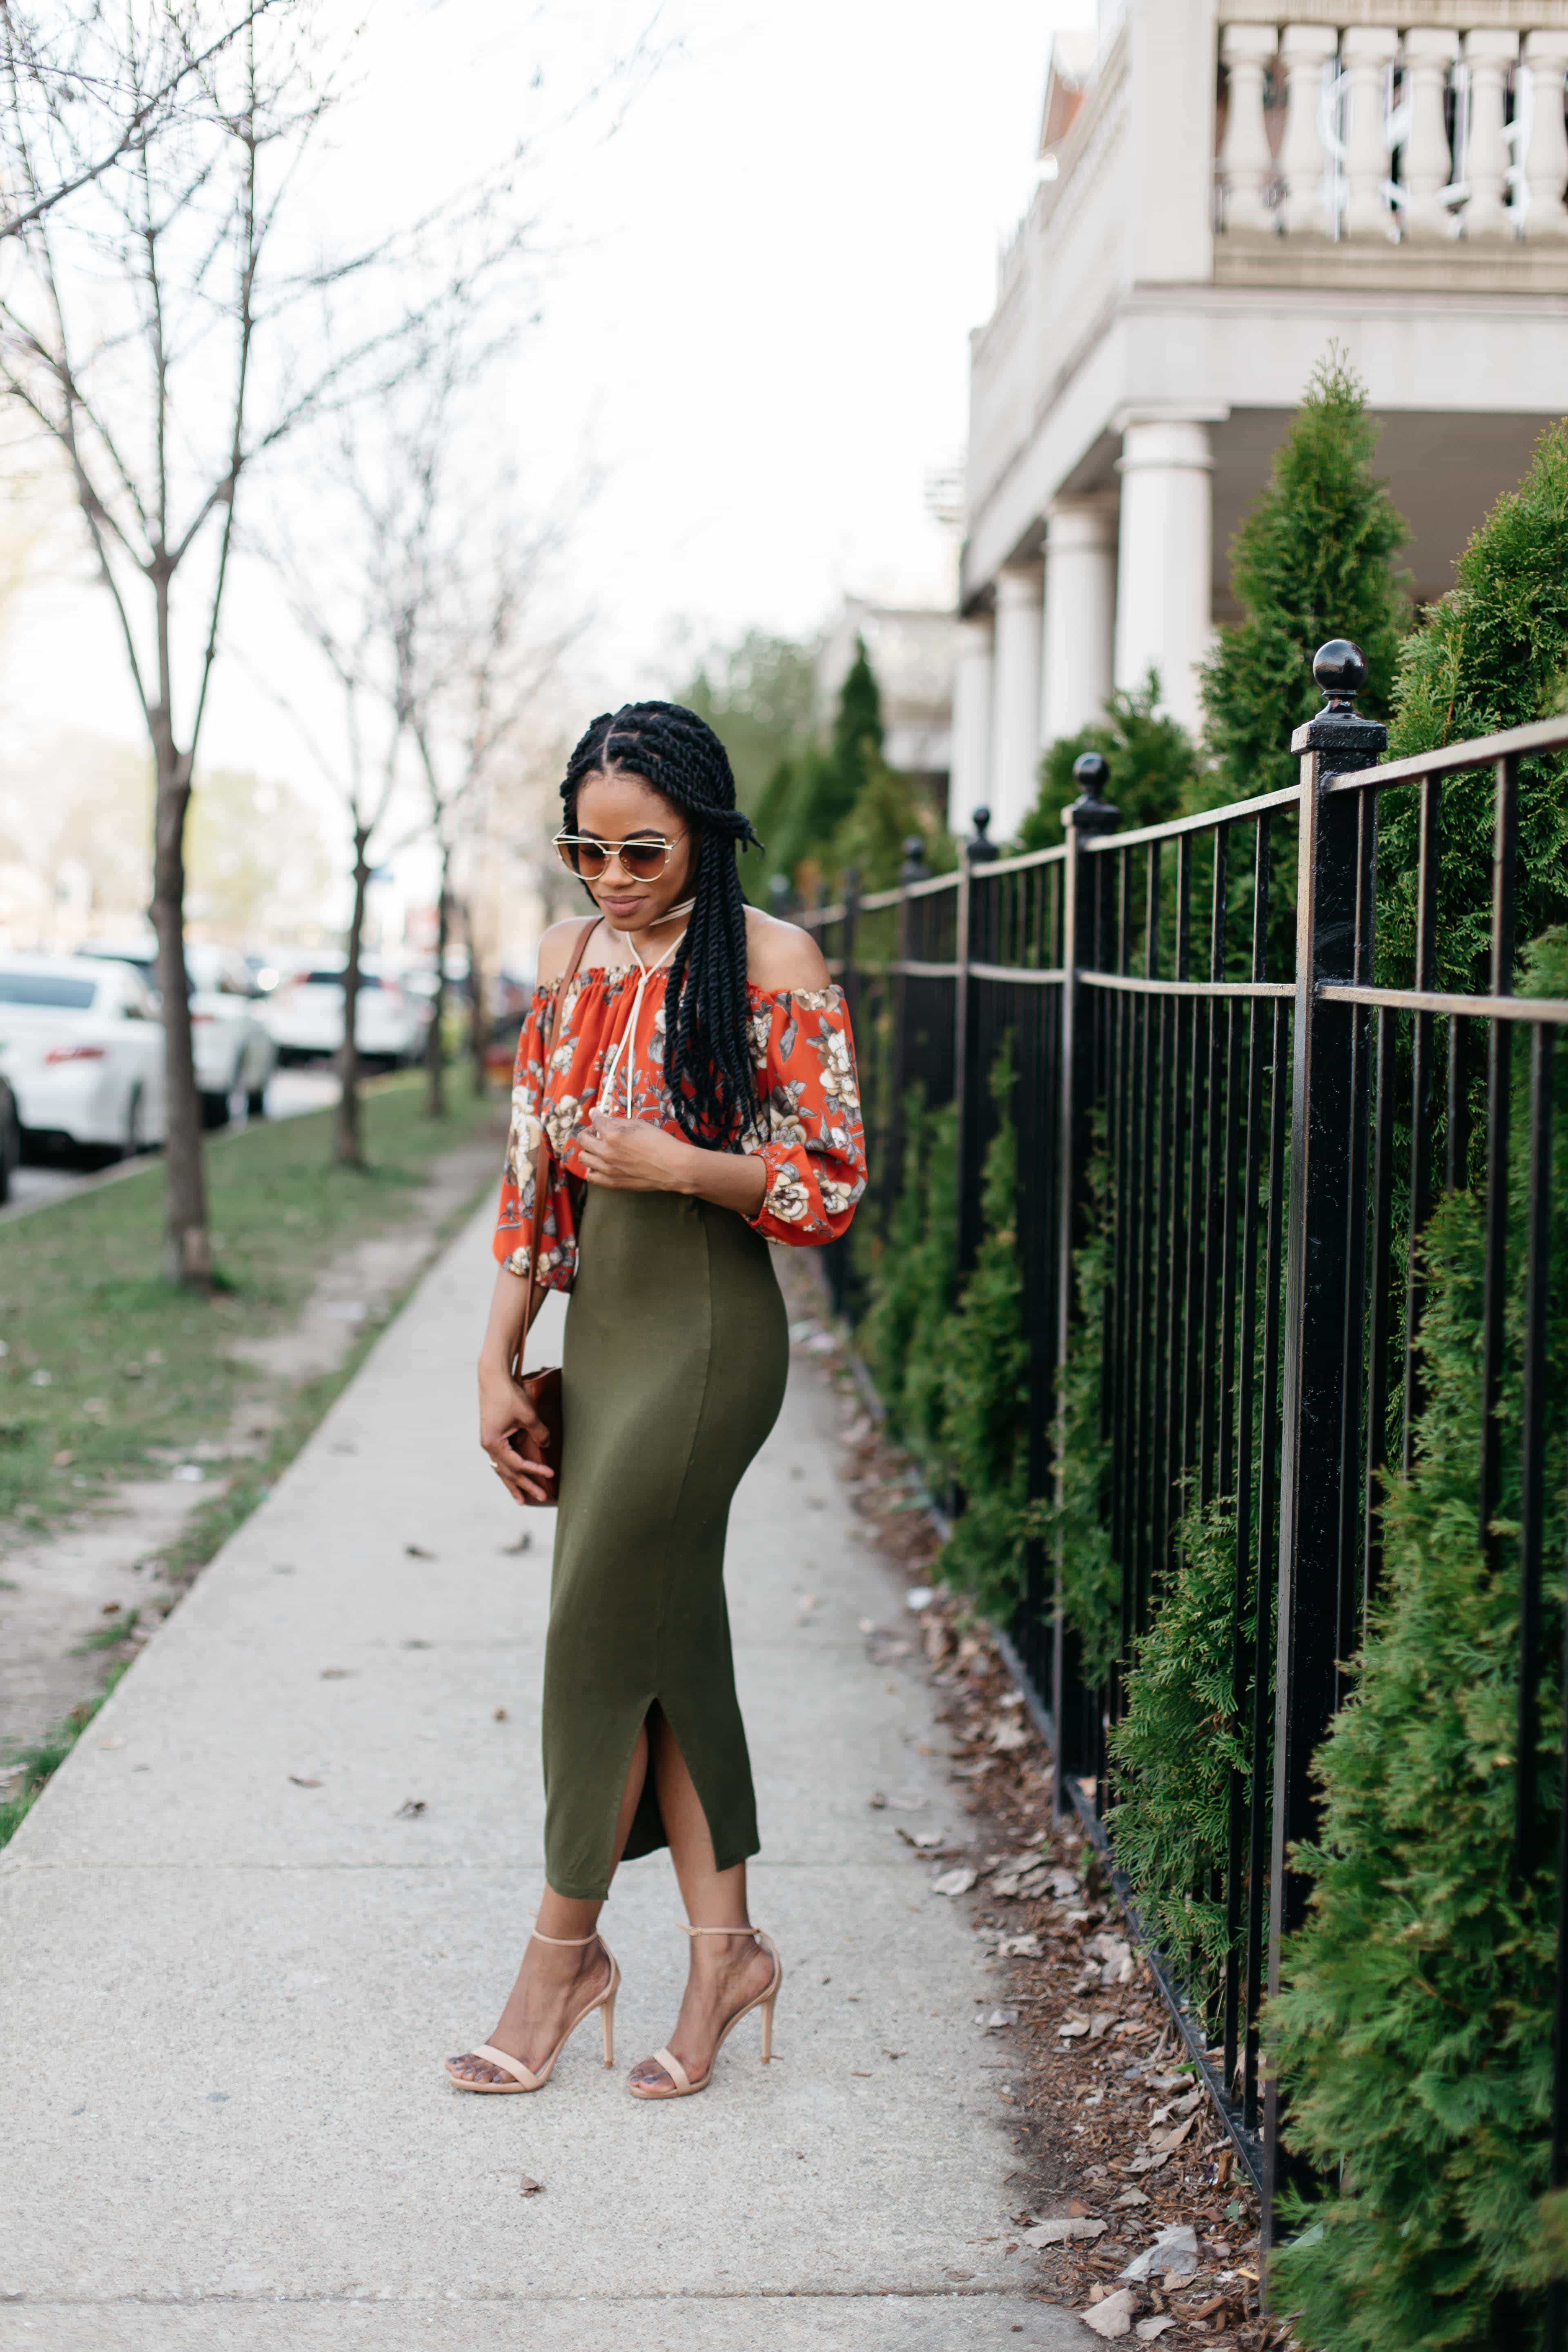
[628,1923,783,2100]
[446,1927,619,2094]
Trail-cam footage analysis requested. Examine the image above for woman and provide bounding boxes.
[447,700,865,2101]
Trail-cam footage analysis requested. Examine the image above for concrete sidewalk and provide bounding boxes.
[0,1203,1090,2352]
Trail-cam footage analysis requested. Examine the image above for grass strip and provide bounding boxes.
[0,1072,502,1537]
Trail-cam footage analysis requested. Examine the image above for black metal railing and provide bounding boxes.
[798,643,1568,2258]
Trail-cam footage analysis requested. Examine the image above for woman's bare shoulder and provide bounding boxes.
[744,906,832,993]
[537,915,599,986]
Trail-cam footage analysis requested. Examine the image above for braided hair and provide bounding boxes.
[561,700,763,1149]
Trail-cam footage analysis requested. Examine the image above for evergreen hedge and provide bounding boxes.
[1018,673,1196,849]
[1269,931,1568,2352]
[1050,1170,1120,1687]
[1198,351,1409,811]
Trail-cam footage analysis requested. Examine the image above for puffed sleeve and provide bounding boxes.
[746,986,867,1246]
[493,987,579,1290]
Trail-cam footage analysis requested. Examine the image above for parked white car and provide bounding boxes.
[83,940,277,1127]
[260,957,430,1067]
[0,955,166,1159]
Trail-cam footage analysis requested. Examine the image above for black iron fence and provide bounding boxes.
[799,644,1568,2259]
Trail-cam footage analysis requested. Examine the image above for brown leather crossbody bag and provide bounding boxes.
[508,916,598,1502]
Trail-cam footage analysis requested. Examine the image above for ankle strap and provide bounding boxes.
[681,1922,758,1938]
[530,1926,600,1947]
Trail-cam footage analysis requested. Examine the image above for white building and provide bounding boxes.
[955,0,1568,838]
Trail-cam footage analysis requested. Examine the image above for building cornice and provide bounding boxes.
[1217,0,1568,24]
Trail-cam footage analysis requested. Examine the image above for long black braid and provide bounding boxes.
[561,700,763,1149]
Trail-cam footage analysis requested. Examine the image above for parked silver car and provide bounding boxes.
[81,940,277,1127]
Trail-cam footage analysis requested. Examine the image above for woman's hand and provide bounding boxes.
[478,1358,555,1506]
[578,1111,696,1192]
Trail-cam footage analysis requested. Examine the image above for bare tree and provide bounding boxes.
[0,0,289,239]
[0,1,532,1278]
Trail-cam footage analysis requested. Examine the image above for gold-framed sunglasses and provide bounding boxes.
[553,829,688,882]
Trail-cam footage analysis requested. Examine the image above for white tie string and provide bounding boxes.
[598,899,695,1120]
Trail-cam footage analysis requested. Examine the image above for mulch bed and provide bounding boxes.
[790,1293,1297,2349]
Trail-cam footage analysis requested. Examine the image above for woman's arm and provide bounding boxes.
[477,1263,556,1506]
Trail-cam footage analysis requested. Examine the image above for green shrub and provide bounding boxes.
[1197,349,1409,812]
[1268,930,1568,2351]
[1108,1498,1267,2001]
[1051,1167,1120,1687]
[1381,421,1568,998]
[938,1045,1031,1617]
[1019,672,1195,849]
[858,1090,959,1478]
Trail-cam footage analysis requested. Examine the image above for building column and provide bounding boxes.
[948,615,995,835]
[1041,497,1117,745]
[1113,417,1214,738]
[989,561,1045,840]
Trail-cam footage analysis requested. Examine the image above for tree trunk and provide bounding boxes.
[151,737,209,1286]
[425,857,449,1119]
[336,830,371,1169]
[464,897,488,1098]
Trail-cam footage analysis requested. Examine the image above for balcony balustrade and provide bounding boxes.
[1215,11,1568,261]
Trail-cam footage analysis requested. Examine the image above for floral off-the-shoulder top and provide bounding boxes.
[493,966,867,1290]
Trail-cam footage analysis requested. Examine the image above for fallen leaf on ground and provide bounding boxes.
[989,1720,1029,1752]
[405,1544,434,1559]
[493,1707,508,1722]
[1126,2154,1167,2176]
[289,1775,322,1788]
[395,1799,426,1818]
[1082,2289,1137,2339]
[519,2176,543,2196]
[1112,2189,1151,2210]
[931,1866,977,1897]
[1149,2114,1198,2156]
[905,1829,945,1850]
[1121,2223,1199,2284]
[982,2008,1019,2031]
[1135,2321,1176,2343]
[1058,2014,1091,2039]
[1067,2200,1092,2218]
[1022,2217,1107,2246]
[998,1932,1043,1958]
[1089,2011,1119,2041]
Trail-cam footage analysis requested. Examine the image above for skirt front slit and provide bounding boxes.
[540,1185,788,1900]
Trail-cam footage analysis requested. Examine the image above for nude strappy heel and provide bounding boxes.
[628,1922,783,2101]
[445,1926,619,2094]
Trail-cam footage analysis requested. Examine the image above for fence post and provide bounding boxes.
[954,806,1000,1274]
[1052,753,1121,1811]
[1264,641,1386,2238]
[885,836,929,1228]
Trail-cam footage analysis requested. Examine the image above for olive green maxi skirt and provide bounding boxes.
[541,1186,789,1901]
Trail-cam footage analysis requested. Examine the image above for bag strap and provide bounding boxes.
[521,916,599,1337]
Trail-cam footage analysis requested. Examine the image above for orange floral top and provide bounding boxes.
[493,967,866,1290]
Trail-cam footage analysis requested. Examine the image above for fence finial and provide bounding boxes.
[1312,639,1369,713]
[900,834,928,884]
[1067,750,1120,838]
[968,806,1000,866]
[767,873,793,918]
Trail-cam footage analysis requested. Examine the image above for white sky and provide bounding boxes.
[1,0,1093,845]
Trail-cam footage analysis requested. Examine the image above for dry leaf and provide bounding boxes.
[395,1799,426,1819]
[289,1775,322,1788]
[998,1932,1043,1958]
[1020,2217,1107,2247]
[982,2008,1019,2031]
[405,1545,434,1559]
[493,1707,508,1722]
[1121,2224,1199,2284]
[1148,2114,1198,2156]
[1089,2011,1119,2041]
[1112,2189,1151,2210]
[931,1866,977,1897]
[867,1791,888,1809]
[519,2176,543,2196]
[1082,2288,1137,2339]
[1135,2322,1177,2344]
[1057,2014,1091,2040]
[989,1720,1029,1753]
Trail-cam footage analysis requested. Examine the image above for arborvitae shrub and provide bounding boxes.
[829,751,954,890]
[1051,1165,1120,1686]
[1018,672,1195,849]
[1381,421,1568,997]
[859,1089,935,1437]
[1108,1498,1267,1999]
[938,1046,1031,1617]
[1198,350,1409,810]
[1268,930,1568,2352]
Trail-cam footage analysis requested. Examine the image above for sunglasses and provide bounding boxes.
[554,830,687,882]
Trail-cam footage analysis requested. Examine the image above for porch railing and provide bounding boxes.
[798,642,1568,2267]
